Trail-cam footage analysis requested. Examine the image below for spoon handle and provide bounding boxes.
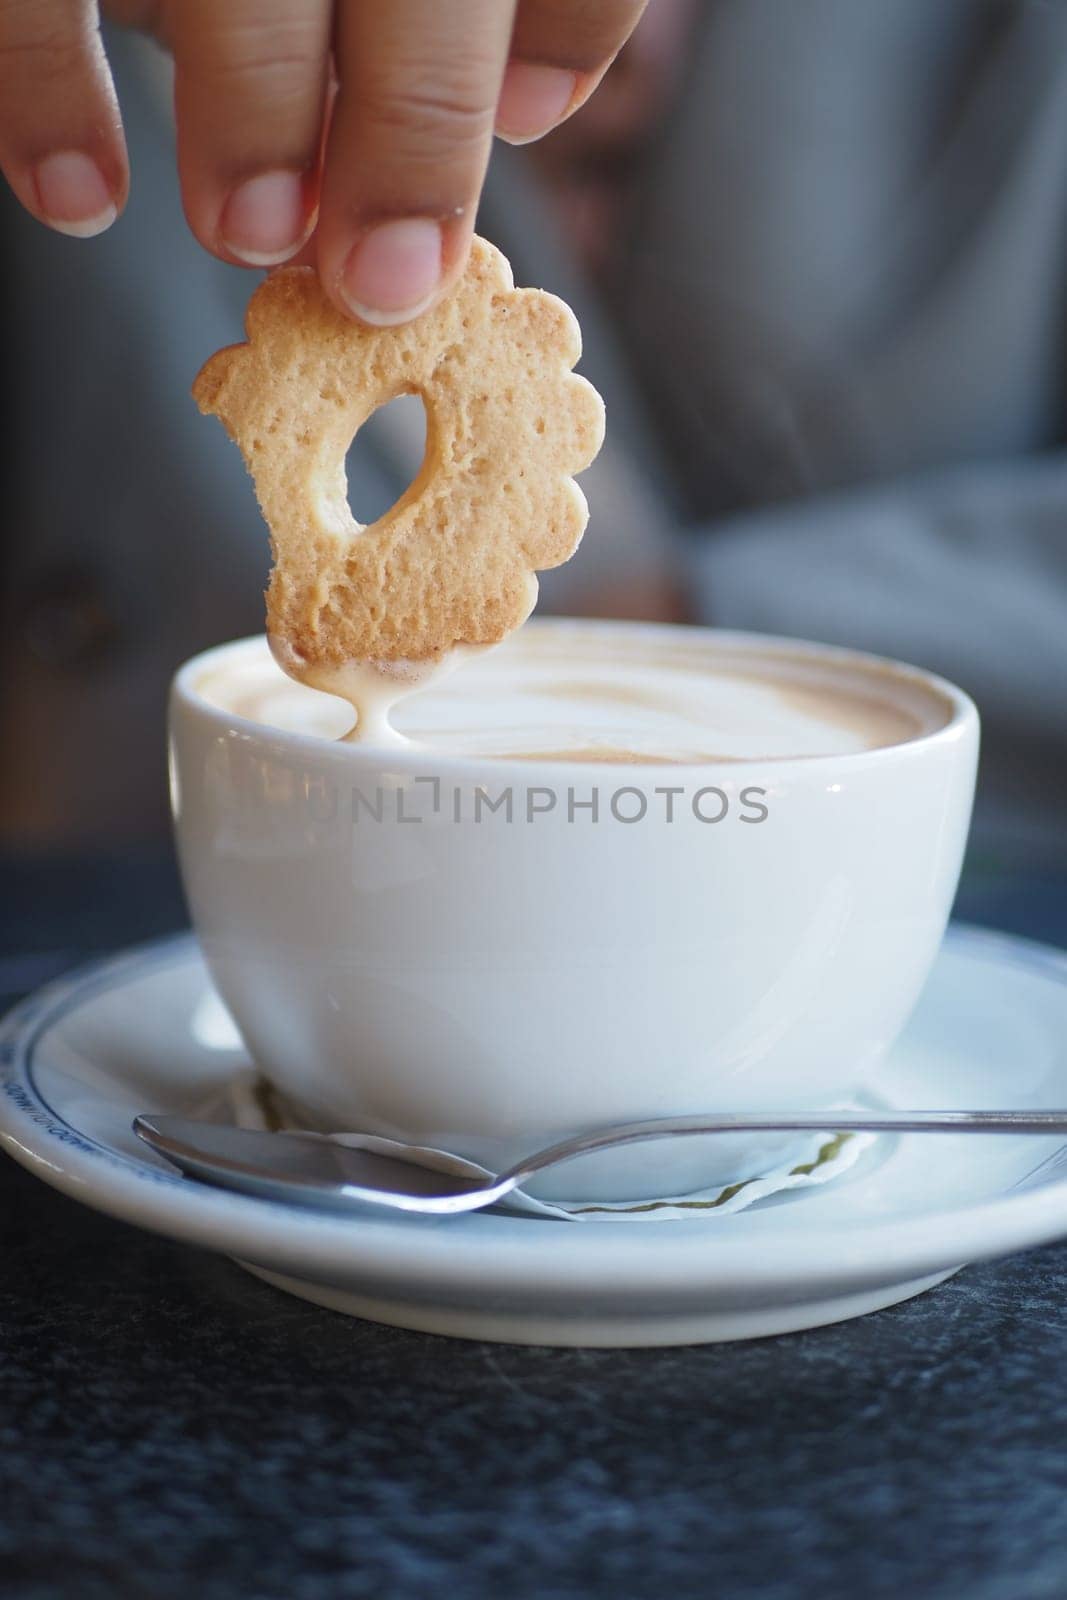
[500,1110,1067,1189]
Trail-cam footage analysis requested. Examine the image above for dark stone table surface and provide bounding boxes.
[3,849,1067,1600]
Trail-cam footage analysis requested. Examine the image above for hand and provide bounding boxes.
[0,0,648,322]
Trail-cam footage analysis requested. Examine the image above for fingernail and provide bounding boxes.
[341,218,443,325]
[220,170,308,266]
[33,151,116,238]
[496,63,578,143]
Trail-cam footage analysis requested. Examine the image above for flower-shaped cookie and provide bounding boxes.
[193,238,605,665]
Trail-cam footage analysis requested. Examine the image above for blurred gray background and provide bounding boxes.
[3,0,1066,864]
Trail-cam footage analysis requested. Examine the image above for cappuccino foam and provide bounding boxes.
[196,621,949,763]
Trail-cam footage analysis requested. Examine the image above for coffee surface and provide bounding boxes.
[197,621,949,762]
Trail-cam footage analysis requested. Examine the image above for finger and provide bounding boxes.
[497,0,649,143]
[317,0,516,326]
[0,0,126,236]
[168,0,332,266]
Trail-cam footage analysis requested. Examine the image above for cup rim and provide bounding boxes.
[170,617,979,777]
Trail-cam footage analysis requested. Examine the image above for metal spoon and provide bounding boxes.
[133,1109,1067,1217]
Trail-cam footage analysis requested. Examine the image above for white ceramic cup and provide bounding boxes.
[169,622,979,1201]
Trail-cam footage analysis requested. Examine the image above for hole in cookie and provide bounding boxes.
[345,392,428,526]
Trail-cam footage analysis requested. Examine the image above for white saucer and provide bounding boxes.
[4,926,1067,1347]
